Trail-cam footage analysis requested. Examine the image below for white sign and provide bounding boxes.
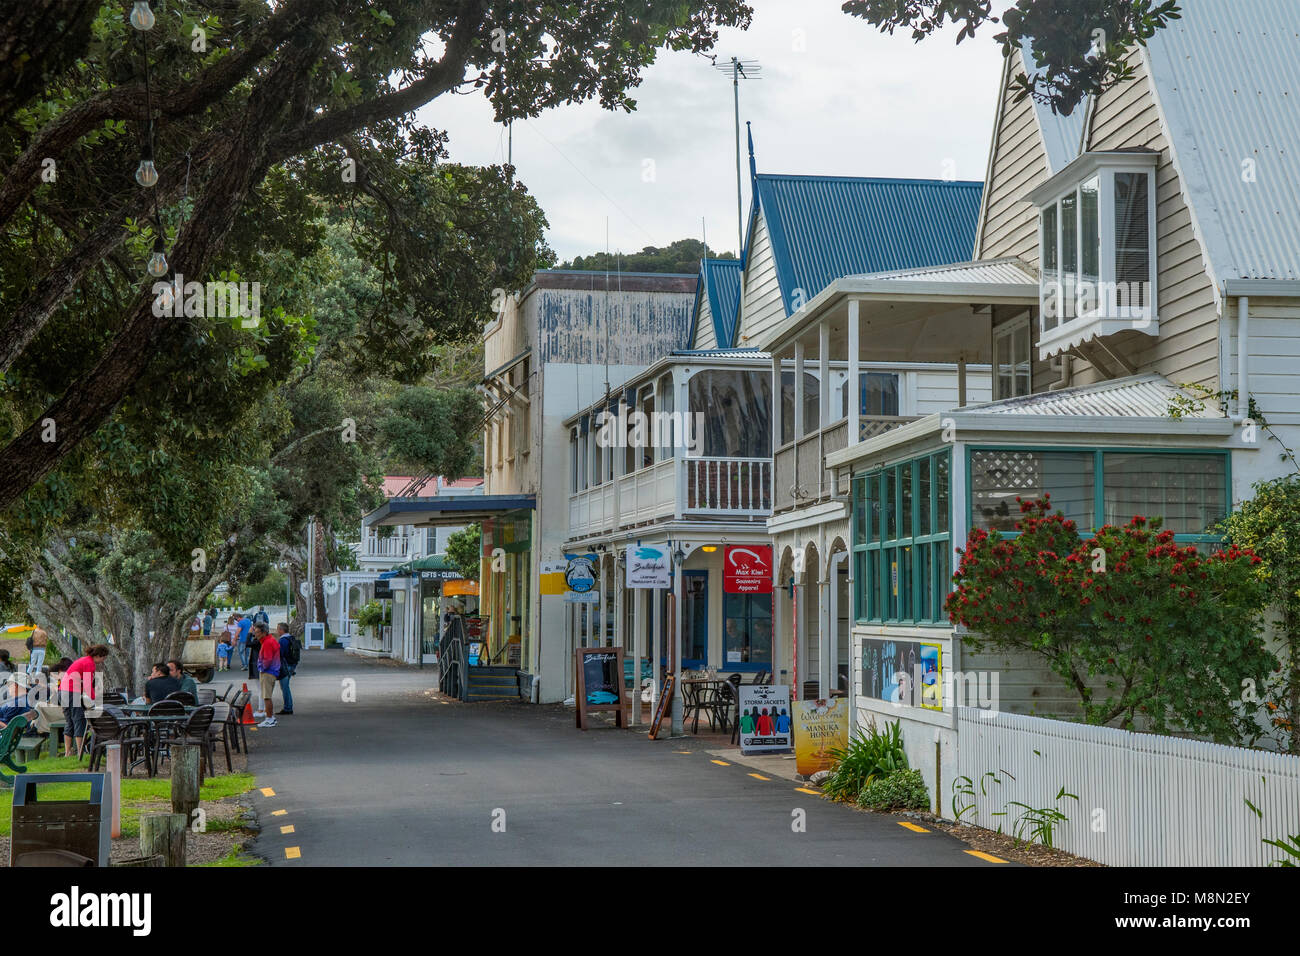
[304,622,326,650]
[738,683,793,755]
[626,545,670,589]
[323,577,339,595]
[298,581,310,598]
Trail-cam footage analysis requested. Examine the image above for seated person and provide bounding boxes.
[0,673,34,728]
[0,649,15,673]
[144,663,181,704]
[167,660,199,699]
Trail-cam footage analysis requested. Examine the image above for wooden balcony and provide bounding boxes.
[773,415,919,513]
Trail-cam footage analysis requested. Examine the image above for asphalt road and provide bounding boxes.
[241,649,998,866]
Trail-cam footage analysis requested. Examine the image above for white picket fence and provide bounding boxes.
[955,707,1300,867]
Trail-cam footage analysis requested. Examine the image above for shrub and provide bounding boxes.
[821,719,909,801]
[946,497,1276,742]
[858,768,930,811]
[356,601,389,630]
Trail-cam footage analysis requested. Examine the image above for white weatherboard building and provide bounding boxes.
[754,0,1300,800]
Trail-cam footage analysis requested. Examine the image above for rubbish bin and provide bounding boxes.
[10,773,110,867]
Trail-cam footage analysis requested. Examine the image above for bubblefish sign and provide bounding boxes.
[626,545,669,589]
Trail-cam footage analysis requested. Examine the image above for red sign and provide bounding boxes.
[724,545,773,594]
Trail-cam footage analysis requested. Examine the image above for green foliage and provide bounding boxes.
[822,719,909,801]
[356,601,390,630]
[994,787,1078,849]
[857,768,930,811]
[1245,777,1300,866]
[239,569,288,608]
[378,387,483,478]
[1221,476,1300,754]
[561,239,737,274]
[947,497,1276,743]
[445,523,482,581]
[840,0,1181,115]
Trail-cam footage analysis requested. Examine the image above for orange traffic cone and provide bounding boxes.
[240,683,257,724]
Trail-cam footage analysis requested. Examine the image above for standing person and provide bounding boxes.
[202,608,214,637]
[247,623,264,711]
[216,628,233,671]
[275,623,299,715]
[26,623,48,675]
[253,606,269,628]
[60,644,109,758]
[255,623,280,727]
[236,613,253,669]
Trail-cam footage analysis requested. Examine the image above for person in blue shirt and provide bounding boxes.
[236,614,253,669]
[0,673,35,728]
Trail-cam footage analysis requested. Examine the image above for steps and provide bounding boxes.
[464,665,520,702]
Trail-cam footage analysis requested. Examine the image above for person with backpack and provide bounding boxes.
[276,622,300,715]
[253,606,270,628]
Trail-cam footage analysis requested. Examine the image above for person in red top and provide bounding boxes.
[255,623,281,728]
[60,644,109,757]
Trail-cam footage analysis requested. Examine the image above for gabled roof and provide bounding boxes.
[854,256,1039,285]
[1019,38,1088,175]
[692,258,743,347]
[750,172,985,316]
[1143,0,1300,282]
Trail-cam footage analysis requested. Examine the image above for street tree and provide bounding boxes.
[0,0,754,511]
[841,0,1181,114]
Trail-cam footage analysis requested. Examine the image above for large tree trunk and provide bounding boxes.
[313,516,329,625]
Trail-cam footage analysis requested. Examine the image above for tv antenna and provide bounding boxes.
[712,56,761,255]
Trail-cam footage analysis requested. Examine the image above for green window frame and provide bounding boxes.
[852,449,951,625]
[965,446,1231,547]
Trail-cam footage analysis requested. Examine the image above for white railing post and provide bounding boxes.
[847,299,860,444]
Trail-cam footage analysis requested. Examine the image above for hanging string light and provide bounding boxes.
[135,138,158,187]
[147,233,168,277]
[129,1,155,31]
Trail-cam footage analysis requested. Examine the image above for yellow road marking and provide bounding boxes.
[710,759,730,766]
[965,849,1007,863]
[897,821,929,833]
[795,787,821,795]
[747,772,771,781]
[280,825,295,834]
[673,750,692,754]
[260,787,275,797]
[271,809,287,817]
[284,846,301,860]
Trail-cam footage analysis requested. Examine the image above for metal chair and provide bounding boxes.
[165,691,196,706]
[178,705,216,781]
[215,683,234,702]
[726,674,743,744]
[207,702,233,773]
[86,713,151,777]
[225,689,250,755]
[196,688,216,706]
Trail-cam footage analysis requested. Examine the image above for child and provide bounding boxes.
[217,630,233,671]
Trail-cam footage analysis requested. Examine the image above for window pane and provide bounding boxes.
[900,545,913,621]
[852,476,867,545]
[918,543,932,622]
[884,470,897,539]
[901,462,913,538]
[995,330,1013,399]
[688,369,772,458]
[803,369,820,434]
[861,373,900,417]
[1041,204,1059,332]
[780,371,795,446]
[1042,205,1058,271]
[868,473,880,543]
[854,552,867,622]
[1115,172,1150,307]
[918,457,932,536]
[1060,192,1077,275]
[935,454,950,534]
[1102,453,1226,534]
[971,449,1095,532]
[1080,176,1100,284]
[1014,322,1031,397]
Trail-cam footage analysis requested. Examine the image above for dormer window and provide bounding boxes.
[1027,151,1158,358]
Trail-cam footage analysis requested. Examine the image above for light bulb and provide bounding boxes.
[135,158,158,188]
[130,1,155,31]
[147,236,168,278]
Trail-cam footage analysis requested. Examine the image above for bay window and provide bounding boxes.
[1029,152,1158,352]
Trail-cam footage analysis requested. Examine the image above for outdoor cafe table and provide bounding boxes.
[680,678,730,733]
[118,702,198,714]
[117,713,191,777]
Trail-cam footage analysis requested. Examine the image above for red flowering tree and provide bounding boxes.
[946,497,1277,743]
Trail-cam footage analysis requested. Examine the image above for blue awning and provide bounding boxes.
[366,494,536,529]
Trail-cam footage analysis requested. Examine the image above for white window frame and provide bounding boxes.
[993,315,1032,401]
[1030,154,1158,358]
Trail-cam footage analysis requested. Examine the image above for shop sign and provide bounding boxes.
[793,697,849,776]
[737,683,793,755]
[540,560,567,596]
[564,554,601,604]
[626,545,670,589]
[724,545,772,594]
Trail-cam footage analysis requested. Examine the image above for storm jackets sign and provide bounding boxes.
[724,545,772,594]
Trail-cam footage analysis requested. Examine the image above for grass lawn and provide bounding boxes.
[0,754,255,838]
[196,846,261,867]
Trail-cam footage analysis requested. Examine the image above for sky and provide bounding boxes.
[415,1,1007,264]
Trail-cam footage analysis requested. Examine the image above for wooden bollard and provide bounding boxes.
[140,813,187,867]
[171,744,202,824]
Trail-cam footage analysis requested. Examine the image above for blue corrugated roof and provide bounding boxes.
[697,258,742,347]
[751,173,984,316]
